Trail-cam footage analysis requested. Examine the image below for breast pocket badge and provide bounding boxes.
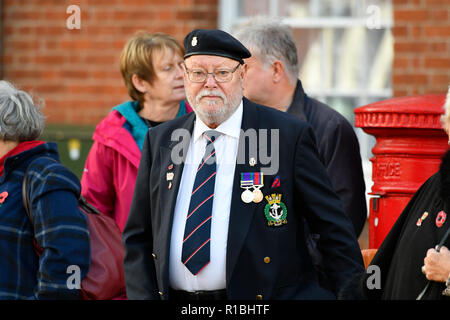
[264,193,288,227]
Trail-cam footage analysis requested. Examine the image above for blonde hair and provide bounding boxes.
[120,31,184,109]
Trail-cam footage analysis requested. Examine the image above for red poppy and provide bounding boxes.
[0,191,8,204]
[436,210,447,228]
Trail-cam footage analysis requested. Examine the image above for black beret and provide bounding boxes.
[183,29,251,64]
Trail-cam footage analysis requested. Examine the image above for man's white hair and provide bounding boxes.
[232,16,299,85]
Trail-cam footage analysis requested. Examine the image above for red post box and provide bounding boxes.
[355,94,447,248]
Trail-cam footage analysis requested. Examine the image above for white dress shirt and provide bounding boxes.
[169,101,243,291]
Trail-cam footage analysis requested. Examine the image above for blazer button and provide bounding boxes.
[256,294,263,300]
[264,257,271,264]
[152,253,157,260]
[159,291,164,297]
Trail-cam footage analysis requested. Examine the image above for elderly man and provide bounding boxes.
[123,29,364,300]
[233,18,367,238]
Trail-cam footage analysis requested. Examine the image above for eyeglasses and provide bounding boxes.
[183,62,241,83]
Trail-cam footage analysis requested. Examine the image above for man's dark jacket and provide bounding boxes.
[123,98,364,300]
[288,80,367,236]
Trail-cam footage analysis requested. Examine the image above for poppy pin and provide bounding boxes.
[0,191,9,206]
[436,211,446,228]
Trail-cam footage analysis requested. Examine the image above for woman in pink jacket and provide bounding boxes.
[81,32,192,232]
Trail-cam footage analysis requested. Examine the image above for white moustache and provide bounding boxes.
[196,90,226,104]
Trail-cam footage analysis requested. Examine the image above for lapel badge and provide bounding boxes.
[271,176,281,188]
[436,210,446,228]
[167,164,174,190]
[264,193,287,227]
[416,211,429,226]
[249,157,257,167]
[0,191,8,207]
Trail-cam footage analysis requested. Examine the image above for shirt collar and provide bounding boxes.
[193,100,243,143]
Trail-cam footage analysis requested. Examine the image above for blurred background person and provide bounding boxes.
[0,80,90,299]
[81,32,192,232]
[233,17,367,238]
[342,87,450,300]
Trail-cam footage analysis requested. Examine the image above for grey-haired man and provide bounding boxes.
[233,18,367,238]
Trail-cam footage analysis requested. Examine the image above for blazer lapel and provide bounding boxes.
[226,99,262,285]
[157,114,195,291]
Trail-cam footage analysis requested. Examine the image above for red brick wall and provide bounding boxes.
[1,0,217,125]
[2,1,449,125]
[392,0,450,97]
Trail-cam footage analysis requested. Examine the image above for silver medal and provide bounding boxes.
[241,189,254,203]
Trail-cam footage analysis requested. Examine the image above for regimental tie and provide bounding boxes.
[182,130,221,275]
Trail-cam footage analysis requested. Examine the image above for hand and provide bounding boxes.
[423,246,450,282]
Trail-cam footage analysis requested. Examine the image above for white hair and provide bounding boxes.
[232,16,299,84]
[0,81,45,142]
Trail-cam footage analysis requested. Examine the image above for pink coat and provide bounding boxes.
[81,101,192,232]
[81,110,141,232]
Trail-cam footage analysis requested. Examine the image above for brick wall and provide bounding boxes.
[2,1,449,125]
[1,0,217,125]
[392,0,450,97]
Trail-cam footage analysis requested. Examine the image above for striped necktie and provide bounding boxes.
[182,130,221,275]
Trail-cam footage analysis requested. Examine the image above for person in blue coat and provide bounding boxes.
[0,81,90,299]
[123,29,364,300]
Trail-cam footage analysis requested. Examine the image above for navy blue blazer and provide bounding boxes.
[123,98,364,300]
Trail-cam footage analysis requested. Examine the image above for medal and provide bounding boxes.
[240,172,264,204]
[252,172,264,203]
[252,187,263,203]
[240,172,254,203]
[241,188,254,203]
